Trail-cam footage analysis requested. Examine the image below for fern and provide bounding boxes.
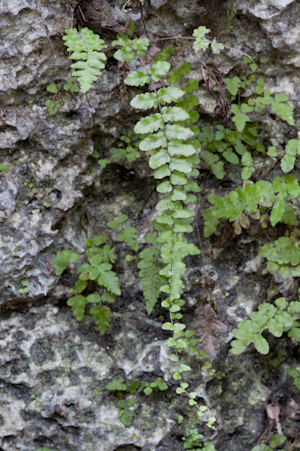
[231,297,300,355]
[198,123,259,180]
[251,433,286,451]
[51,250,79,275]
[107,215,139,251]
[260,237,300,279]
[90,305,111,334]
[138,233,167,314]
[79,256,121,295]
[204,175,300,237]
[63,28,107,93]
[118,226,139,252]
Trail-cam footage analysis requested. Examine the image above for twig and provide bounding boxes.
[139,1,149,40]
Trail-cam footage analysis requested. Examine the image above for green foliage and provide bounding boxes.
[224,64,294,131]
[63,76,79,93]
[118,400,135,426]
[105,375,168,427]
[192,27,224,54]
[112,22,149,62]
[107,214,139,251]
[198,123,259,180]
[63,28,107,93]
[138,233,167,314]
[18,280,30,295]
[52,216,138,334]
[182,428,216,450]
[45,99,61,115]
[0,163,9,173]
[109,130,141,163]
[143,377,168,395]
[51,250,79,276]
[288,367,300,390]
[57,21,300,435]
[260,237,300,279]
[251,434,286,451]
[231,297,300,355]
[204,175,300,237]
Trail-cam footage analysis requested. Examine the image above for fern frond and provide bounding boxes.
[204,175,300,236]
[138,247,167,314]
[63,28,107,93]
[90,305,111,334]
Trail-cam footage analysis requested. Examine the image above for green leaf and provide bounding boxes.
[281,154,296,173]
[161,106,190,122]
[134,113,163,134]
[0,163,8,173]
[232,112,249,132]
[170,172,187,185]
[211,161,225,180]
[140,132,167,151]
[285,174,300,197]
[51,250,79,276]
[224,76,242,96]
[157,87,185,104]
[270,434,286,448]
[253,334,269,354]
[90,305,111,334]
[178,364,191,372]
[211,42,224,53]
[223,150,239,164]
[285,138,300,155]
[272,102,294,125]
[46,83,58,93]
[154,164,171,179]
[118,226,138,251]
[168,141,196,157]
[106,377,126,391]
[166,124,194,140]
[156,181,172,195]
[149,61,171,81]
[281,203,298,226]
[270,200,285,226]
[125,70,150,86]
[149,149,170,169]
[67,295,87,321]
[131,92,158,110]
[169,158,192,173]
[241,166,255,180]
[102,292,116,303]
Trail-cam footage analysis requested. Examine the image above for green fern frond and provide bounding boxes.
[138,247,167,314]
[63,28,107,93]
[90,305,111,334]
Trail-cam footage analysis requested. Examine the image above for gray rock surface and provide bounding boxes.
[0,0,300,450]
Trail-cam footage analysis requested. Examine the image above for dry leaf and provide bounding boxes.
[191,304,227,362]
[266,403,282,434]
[260,213,269,228]
[233,212,250,235]
[248,210,260,220]
[288,398,298,420]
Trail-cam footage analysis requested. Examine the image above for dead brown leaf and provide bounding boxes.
[266,403,282,435]
[191,304,227,362]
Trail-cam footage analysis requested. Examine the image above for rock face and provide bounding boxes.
[0,0,300,450]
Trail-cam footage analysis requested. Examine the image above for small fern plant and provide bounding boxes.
[110,25,228,425]
[51,215,138,334]
[63,27,107,93]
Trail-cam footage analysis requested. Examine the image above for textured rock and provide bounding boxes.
[0,0,300,450]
